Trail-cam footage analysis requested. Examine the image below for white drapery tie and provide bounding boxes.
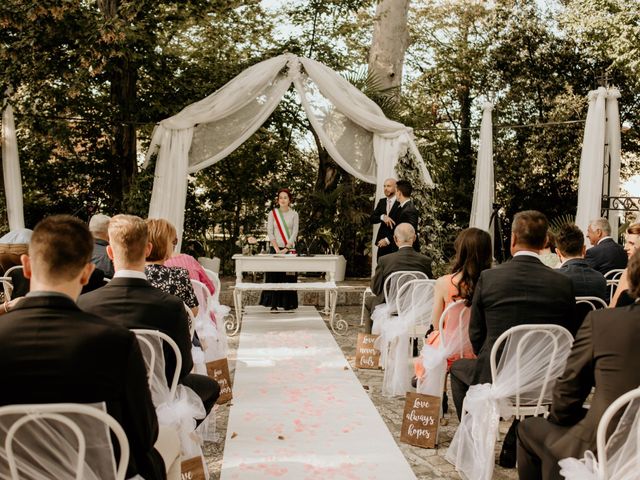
[156,384,206,458]
[445,383,512,480]
[374,315,413,397]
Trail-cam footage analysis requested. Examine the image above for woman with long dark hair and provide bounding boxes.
[414,228,492,381]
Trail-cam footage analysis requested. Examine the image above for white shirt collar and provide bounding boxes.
[514,250,540,259]
[597,236,613,245]
[386,195,396,203]
[113,270,147,280]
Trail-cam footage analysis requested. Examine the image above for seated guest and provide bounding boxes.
[556,223,607,303]
[364,223,432,333]
[0,215,167,479]
[584,217,627,275]
[166,250,216,296]
[78,214,220,417]
[610,223,640,308]
[145,218,199,318]
[89,213,115,278]
[517,248,640,480]
[0,228,31,275]
[449,211,578,467]
[539,231,560,268]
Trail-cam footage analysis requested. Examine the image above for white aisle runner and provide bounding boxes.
[220,306,416,480]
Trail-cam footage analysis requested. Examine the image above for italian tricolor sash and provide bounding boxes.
[272,208,291,246]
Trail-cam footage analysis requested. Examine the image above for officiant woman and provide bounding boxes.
[259,188,299,311]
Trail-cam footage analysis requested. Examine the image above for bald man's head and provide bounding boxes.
[394,223,416,247]
[383,178,397,198]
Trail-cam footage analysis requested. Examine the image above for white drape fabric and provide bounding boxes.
[469,102,494,235]
[445,326,573,480]
[1,104,25,230]
[145,54,432,246]
[576,87,623,240]
[0,403,123,480]
[559,388,640,480]
[191,280,228,361]
[417,300,470,396]
[135,334,205,458]
[605,88,622,240]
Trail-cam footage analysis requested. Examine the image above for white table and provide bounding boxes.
[231,254,347,334]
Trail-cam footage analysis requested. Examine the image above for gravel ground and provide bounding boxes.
[203,304,519,480]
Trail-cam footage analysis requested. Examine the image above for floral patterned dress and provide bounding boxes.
[144,264,198,308]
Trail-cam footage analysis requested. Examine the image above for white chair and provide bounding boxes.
[198,257,220,274]
[2,266,23,301]
[559,386,640,480]
[359,287,374,326]
[0,276,12,301]
[0,402,129,480]
[396,278,436,338]
[447,324,574,480]
[370,270,428,334]
[191,279,228,361]
[132,329,206,460]
[605,269,625,303]
[576,296,609,310]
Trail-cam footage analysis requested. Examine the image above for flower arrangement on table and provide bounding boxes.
[235,234,259,255]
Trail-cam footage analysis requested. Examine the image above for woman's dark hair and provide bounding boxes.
[627,248,640,300]
[450,227,493,305]
[276,188,293,204]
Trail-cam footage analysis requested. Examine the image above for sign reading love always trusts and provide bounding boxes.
[400,392,441,449]
[355,333,381,369]
[206,358,233,405]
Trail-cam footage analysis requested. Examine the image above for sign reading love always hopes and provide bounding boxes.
[400,392,441,449]
[206,358,233,405]
[355,333,381,369]
[181,456,206,480]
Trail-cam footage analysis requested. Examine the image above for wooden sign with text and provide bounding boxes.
[181,456,206,480]
[355,333,381,369]
[206,358,233,404]
[400,392,440,449]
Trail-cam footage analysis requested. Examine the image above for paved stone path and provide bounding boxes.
[204,305,519,480]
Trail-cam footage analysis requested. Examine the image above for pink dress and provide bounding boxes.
[165,254,216,295]
[414,274,475,379]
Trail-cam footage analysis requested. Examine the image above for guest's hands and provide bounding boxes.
[377,238,390,247]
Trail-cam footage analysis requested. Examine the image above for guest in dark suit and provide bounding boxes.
[78,214,220,418]
[517,248,640,480]
[364,223,432,333]
[395,180,420,251]
[89,213,115,278]
[584,217,627,275]
[450,211,578,419]
[0,215,166,480]
[370,178,400,259]
[556,223,607,303]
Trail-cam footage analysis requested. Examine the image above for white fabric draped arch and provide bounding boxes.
[145,54,433,246]
[1,104,25,230]
[575,87,622,238]
[469,102,494,235]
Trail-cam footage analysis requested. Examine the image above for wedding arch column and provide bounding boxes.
[1,103,25,230]
[469,102,494,234]
[575,87,608,237]
[604,88,622,239]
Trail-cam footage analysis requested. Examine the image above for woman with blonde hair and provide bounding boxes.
[144,218,198,317]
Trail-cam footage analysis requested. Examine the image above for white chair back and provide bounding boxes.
[202,268,221,303]
[190,279,227,361]
[2,266,23,300]
[198,257,220,274]
[396,279,436,334]
[490,324,574,417]
[0,402,128,480]
[132,329,181,401]
[576,296,608,310]
[382,270,428,314]
[605,269,625,302]
[438,299,472,360]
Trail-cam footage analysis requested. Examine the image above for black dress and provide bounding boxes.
[259,247,298,310]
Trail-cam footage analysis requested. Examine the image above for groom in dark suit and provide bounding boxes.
[395,179,420,251]
[0,215,166,480]
[370,178,400,259]
[78,214,219,418]
[364,223,432,332]
[450,210,579,419]
[517,249,640,480]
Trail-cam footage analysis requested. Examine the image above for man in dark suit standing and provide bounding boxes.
[584,217,627,275]
[556,223,607,303]
[364,223,432,333]
[395,179,420,251]
[370,178,400,259]
[517,249,640,480]
[78,214,220,418]
[0,215,167,480]
[450,211,578,419]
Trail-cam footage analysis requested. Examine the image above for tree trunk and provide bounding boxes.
[98,0,138,209]
[368,0,411,96]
